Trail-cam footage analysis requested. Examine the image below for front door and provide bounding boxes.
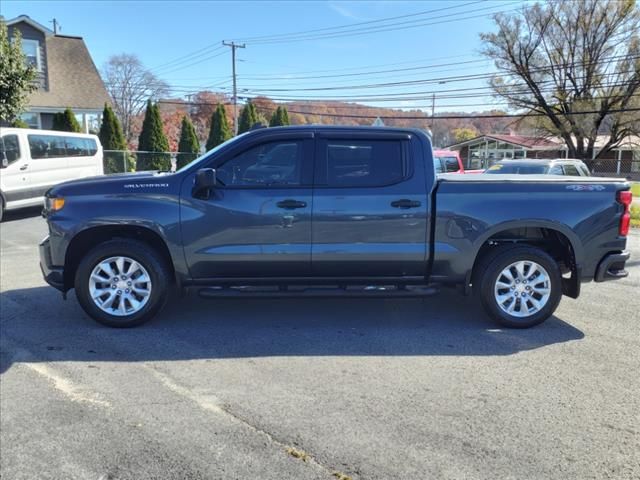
[180,134,314,279]
[311,134,429,278]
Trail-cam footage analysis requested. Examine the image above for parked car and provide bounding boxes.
[433,149,483,174]
[0,127,103,220]
[39,126,631,329]
[484,159,591,176]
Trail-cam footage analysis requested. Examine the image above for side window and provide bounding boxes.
[65,137,88,156]
[28,135,67,159]
[433,157,444,174]
[216,141,303,186]
[324,139,404,187]
[1,135,21,164]
[548,165,563,175]
[563,164,580,176]
[579,165,590,176]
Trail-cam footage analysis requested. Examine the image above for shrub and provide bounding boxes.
[177,115,200,169]
[137,100,170,171]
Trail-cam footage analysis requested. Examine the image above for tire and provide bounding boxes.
[474,245,562,328]
[74,239,171,327]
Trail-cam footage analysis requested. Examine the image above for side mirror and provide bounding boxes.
[193,168,216,199]
[0,151,8,169]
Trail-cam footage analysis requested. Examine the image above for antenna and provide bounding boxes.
[50,18,61,34]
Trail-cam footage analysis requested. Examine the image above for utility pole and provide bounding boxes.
[431,93,436,146]
[222,41,245,135]
[50,18,61,34]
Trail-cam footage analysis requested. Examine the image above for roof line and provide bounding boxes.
[5,15,54,36]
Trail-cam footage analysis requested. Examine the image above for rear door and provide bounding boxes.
[311,132,430,278]
[0,133,31,205]
[180,132,315,279]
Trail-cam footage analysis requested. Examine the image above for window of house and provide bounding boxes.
[21,39,41,71]
[324,140,404,187]
[19,112,40,129]
[216,141,303,186]
[1,135,21,164]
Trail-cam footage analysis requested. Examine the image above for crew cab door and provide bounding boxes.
[180,133,314,279]
[311,133,430,277]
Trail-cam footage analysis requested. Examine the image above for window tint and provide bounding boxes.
[438,156,459,173]
[486,164,548,174]
[28,135,97,159]
[563,164,580,176]
[433,157,444,174]
[1,135,21,163]
[548,165,563,175]
[325,140,404,187]
[217,141,303,186]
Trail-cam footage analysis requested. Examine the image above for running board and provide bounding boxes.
[197,284,439,299]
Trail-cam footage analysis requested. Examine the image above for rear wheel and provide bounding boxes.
[74,239,171,327]
[475,245,562,328]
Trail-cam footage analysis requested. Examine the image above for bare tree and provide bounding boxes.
[102,54,169,142]
[481,0,640,160]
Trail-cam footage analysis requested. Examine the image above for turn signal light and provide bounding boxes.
[45,197,65,212]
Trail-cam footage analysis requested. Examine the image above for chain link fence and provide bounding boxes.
[583,158,640,180]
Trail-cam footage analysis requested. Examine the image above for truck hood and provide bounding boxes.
[46,171,178,197]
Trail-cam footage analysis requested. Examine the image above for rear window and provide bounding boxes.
[323,140,405,187]
[563,164,581,176]
[28,134,97,159]
[485,164,549,174]
[435,156,459,173]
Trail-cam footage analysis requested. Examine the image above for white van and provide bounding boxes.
[0,128,103,220]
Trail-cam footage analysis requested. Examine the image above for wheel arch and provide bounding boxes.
[468,220,583,299]
[64,224,176,291]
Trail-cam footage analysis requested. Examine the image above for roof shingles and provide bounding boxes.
[28,35,110,110]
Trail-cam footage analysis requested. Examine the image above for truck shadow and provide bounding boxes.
[1,206,43,223]
[0,286,584,374]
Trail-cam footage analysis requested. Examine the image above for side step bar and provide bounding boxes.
[197,284,439,299]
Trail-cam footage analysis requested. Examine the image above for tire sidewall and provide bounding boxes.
[75,240,168,327]
[480,247,562,328]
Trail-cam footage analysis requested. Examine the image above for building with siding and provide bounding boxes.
[5,15,110,133]
[445,133,640,179]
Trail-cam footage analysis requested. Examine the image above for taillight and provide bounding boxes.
[618,190,632,236]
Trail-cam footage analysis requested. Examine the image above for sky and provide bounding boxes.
[0,0,530,112]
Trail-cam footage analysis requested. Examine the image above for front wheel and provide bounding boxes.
[475,245,562,328]
[74,239,171,327]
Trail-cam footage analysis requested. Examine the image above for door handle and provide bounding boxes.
[391,199,421,209]
[277,199,307,210]
[19,164,29,171]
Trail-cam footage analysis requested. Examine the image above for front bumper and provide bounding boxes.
[594,251,630,282]
[39,236,65,291]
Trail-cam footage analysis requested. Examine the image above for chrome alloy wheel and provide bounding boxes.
[494,260,551,318]
[88,256,152,316]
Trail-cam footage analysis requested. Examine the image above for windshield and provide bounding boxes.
[175,132,250,173]
[485,164,549,174]
[434,156,460,173]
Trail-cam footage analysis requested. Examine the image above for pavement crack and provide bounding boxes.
[145,363,342,478]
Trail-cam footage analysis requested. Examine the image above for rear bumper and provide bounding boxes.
[39,236,65,292]
[594,251,630,282]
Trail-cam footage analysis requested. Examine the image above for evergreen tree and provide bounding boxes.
[52,108,81,132]
[99,103,134,173]
[177,115,200,169]
[269,106,291,127]
[237,100,259,134]
[0,21,36,123]
[137,101,170,171]
[206,103,232,150]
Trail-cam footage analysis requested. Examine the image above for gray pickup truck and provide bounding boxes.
[39,126,632,328]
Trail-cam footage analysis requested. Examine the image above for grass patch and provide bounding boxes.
[631,183,640,198]
[286,446,310,462]
[631,204,640,228]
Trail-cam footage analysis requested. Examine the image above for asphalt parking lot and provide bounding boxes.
[1,207,639,480]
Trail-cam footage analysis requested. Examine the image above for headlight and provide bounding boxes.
[45,196,65,212]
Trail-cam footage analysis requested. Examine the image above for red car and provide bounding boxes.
[433,149,483,174]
